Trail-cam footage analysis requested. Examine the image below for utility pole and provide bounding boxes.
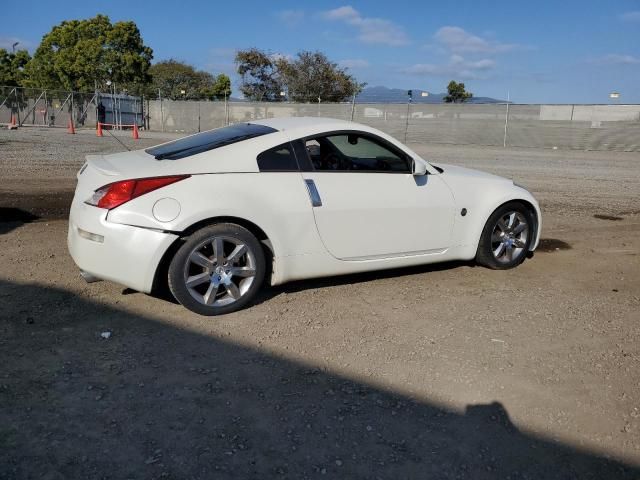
[159,88,165,132]
[350,92,356,121]
[404,90,412,143]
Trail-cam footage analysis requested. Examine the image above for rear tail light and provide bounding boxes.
[86,175,189,209]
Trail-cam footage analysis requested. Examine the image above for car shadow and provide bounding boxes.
[2,279,637,479]
[255,259,475,305]
[0,208,40,235]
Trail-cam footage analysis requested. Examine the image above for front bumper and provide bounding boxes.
[68,201,178,293]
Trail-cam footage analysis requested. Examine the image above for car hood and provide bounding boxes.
[432,163,513,185]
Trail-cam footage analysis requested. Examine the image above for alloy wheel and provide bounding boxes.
[182,235,257,307]
[490,211,529,264]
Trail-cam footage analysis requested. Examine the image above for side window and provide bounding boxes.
[306,134,409,172]
[257,143,299,171]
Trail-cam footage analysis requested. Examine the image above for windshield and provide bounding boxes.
[146,123,277,160]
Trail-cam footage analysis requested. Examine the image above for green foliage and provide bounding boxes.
[235,48,282,101]
[444,80,473,103]
[276,51,365,103]
[212,73,231,99]
[200,73,231,100]
[0,49,31,86]
[235,48,365,103]
[24,14,153,92]
[148,60,231,100]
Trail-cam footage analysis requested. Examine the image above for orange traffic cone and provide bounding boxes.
[96,122,103,137]
[132,124,139,140]
[67,118,76,134]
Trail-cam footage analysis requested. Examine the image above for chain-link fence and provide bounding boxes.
[0,87,143,129]
[147,99,640,152]
[3,86,639,152]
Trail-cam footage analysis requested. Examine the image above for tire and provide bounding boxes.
[476,202,534,270]
[168,223,266,315]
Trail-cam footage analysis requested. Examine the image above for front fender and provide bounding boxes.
[444,180,541,259]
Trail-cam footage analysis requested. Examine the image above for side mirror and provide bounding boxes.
[411,158,428,176]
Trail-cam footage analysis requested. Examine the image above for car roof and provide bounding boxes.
[250,116,359,136]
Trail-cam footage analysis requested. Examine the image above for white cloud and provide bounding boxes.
[322,5,409,46]
[405,26,526,79]
[324,5,359,21]
[590,54,640,65]
[619,11,640,22]
[338,58,370,69]
[270,52,294,62]
[403,55,495,79]
[277,9,305,26]
[433,26,520,54]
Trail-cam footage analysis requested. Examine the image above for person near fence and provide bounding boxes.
[97,102,106,127]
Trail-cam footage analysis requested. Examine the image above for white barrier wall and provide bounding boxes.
[145,100,640,152]
[2,86,638,152]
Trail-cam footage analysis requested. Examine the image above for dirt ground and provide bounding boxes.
[1,127,639,479]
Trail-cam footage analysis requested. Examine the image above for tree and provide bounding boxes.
[148,60,231,100]
[444,81,473,103]
[0,49,31,86]
[276,51,365,103]
[235,48,282,101]
[25,15,153,92]
[235,48,366,103]
[203,72,231,100]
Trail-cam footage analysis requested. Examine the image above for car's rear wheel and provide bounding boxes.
[476,202,533,269]
[168,224,265,315]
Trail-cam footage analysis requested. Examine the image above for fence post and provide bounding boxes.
[404,100,411,143]
[159,89,165,133]
[225,95,230,126]
[502,102,510,148]
[350,93,356,121]
[15,87,21,126]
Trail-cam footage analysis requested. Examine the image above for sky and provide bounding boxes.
[2,0,640,103]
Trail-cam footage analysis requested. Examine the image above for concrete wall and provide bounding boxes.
[3,86,638,152]
[145,100,640,152]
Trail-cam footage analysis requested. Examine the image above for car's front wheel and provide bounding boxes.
[476,202,534,270]
[168,223,266,315]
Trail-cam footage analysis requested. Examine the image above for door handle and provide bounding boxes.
[304,179,323,207]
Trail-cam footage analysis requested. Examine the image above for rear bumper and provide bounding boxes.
[68,201,178,293]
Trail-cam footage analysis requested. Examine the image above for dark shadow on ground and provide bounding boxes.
[257,260,473,304]
[593,214,623,221]
[1,280,637,479]
[0,191,73,224]
[537,238,572,252]
[0,208,40,234]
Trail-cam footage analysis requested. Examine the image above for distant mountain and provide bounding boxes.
[355,86,505,104]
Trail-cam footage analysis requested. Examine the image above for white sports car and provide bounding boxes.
[68,117,541,315]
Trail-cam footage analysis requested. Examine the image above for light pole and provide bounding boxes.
[106,80,115,128]
[609,92,620,104]
[12,42,19,53]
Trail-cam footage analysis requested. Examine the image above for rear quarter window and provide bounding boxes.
[257,143,299,171]
[146,123,277,160]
